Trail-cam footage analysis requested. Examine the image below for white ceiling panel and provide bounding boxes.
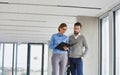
[0,20,74,28]
[0,0,120,16]
[9,0,119,8]
[0,0,9,2]
[0,13,76,24]
[0,0,120,42]
[0,4,101,16]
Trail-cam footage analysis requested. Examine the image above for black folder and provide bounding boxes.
[55,42,77,51]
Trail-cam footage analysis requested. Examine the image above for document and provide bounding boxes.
[55,42,77,51]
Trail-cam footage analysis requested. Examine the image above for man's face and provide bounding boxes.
[74,26,81,35]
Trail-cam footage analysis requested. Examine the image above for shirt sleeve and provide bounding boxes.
[49,35,56,49]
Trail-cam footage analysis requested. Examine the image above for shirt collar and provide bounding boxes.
[74,33,81,36]
[74,33,81,39]
[57,33,64,36]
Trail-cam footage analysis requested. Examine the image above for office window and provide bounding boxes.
[17,44,27,75]
[44,44,48,75]
[101,17,109,75]
[0,44,3,75]
[0,43,47,75]
[115,9,120,75]
[30,44,42,75]
[4,44,14,75]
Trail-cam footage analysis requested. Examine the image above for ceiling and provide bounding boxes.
[0,0,120,16]
[0,0,120,43]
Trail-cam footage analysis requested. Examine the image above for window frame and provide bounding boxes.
[112,4,120,75]
[99,3,120,75]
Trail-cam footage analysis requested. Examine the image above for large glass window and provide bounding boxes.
[30,44,42,75]
[0,44,3,75]
[101,17,109,75]
[0,43,48,75]
[44,44,48,75]
[115,9,120,75]
[4,44,14,75]
[17,44,27,75]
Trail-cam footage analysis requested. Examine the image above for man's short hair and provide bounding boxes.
[74,22,82,28]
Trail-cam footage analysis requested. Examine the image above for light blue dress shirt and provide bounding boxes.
[49,33,69,54]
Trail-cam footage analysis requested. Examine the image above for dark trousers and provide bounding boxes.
[69,58,83,75]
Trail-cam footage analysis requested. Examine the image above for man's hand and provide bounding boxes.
[63,46,69,50]
[81,57,83,60]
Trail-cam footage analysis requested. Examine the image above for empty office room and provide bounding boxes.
[0,0,120,75]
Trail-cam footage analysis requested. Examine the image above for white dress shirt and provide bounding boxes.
[74,33,81,39]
